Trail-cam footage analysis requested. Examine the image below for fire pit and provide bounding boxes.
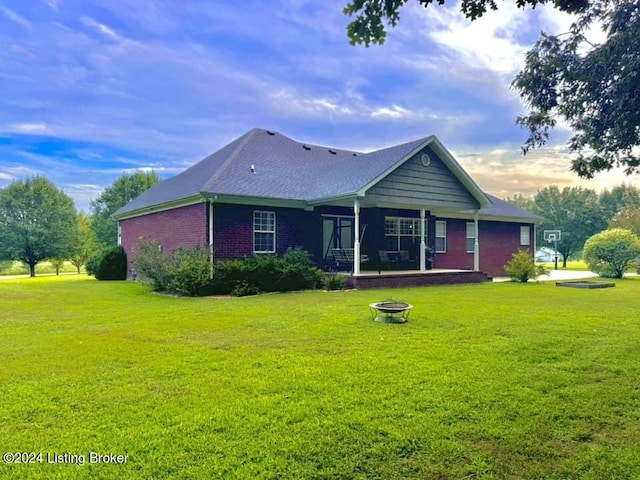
[369,301,413,323]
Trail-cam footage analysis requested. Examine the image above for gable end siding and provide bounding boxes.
[365,147,479,209]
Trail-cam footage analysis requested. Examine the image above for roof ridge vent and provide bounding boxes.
[266,130,276,136]
[303,145,311,151]
[328,149,336,154]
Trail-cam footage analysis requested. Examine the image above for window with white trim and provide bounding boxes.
[253,211,276,253]
[466,222,476,253]
[435,220,446,253]
[520,225,531,246]
[384,217,422,251]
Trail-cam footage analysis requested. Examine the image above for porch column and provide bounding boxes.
[353,198,361,275]
[473,211,480,271]
[419,208,426,272]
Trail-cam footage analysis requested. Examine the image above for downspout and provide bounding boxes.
[353,198,360,276]
[420,208,426,272]
[473,211,480,271]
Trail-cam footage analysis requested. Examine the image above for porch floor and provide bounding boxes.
[339,269,491,289]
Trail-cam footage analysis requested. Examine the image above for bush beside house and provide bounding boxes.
[132,241,327,296]
[583,228,640,278]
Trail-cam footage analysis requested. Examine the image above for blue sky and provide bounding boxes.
[0,0,635,211]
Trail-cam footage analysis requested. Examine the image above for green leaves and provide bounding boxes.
[90,171,159,247]
[0,176,78,276]
[344,1,588,46]
[583,228,640,278]
[513,0,640,177]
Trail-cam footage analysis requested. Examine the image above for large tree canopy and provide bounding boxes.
[345,0,640,178]
[513,1,640,178]
[0,176,78,277]
[91,171,159,247]
[531,185,606,267]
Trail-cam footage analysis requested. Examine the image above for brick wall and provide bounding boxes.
[119,203,208,277]
[433,218,535,277]
[213,204,321,262]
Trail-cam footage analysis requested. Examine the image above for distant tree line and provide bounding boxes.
[0,171,159,277]
[505,184,640,267]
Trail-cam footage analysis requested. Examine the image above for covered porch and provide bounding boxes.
[339,268,491,289]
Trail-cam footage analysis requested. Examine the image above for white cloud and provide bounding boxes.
[4,123,49,133]
[371,105,413,120]
[420,2,529,76]
[80,16,119,39]
[0,6,32,30]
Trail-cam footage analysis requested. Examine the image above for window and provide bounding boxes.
[384,217,422,252]
[520,226,531,246]
[435,220,446,253]
[466,222,476,253]
[253,211,276,253]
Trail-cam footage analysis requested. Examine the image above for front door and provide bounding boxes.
[322,216,354,260]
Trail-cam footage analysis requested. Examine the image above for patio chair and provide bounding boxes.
[398,250,417,270]
[378,250,398,273]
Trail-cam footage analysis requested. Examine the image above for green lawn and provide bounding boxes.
[2,276,640,479]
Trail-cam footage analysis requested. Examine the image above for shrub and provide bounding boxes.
[231,280,261,297]
[583,228,640,278]
[210,248,323,296]
[504,250,549,282]
[87,246,127,280]
[167,246,211,296]
[322,273,346,290]
[132,238,173,291]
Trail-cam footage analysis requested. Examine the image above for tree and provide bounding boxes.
[0,176,79,277]
[503,193,535,212]
[599,184,640,223]
[91,171,159,247]
[70,212,96,274]
[532,185,606,267]
[344,0,589,46]
[345,1,640,177]
[583,228,640,278]
[610,203,640,237]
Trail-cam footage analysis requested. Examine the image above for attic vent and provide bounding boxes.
[266,130,276,136]
[303,145,311,151]
[328,149,336,155]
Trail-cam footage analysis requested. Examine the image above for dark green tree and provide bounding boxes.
[91,171,159,247]
[532,185,606,267]
[513,1,640,178]
[344,0,589,46]
[504,193,535,212]
[0,176,79,277]
[599,184,640,222]
[345,1,639,178]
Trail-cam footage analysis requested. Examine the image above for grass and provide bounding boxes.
[539,260,590,271]
[2,276,640,479]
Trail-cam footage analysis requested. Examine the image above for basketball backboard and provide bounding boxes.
[544,230,561,242]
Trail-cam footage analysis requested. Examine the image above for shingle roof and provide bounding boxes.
[477,194,542,222]
[114,128,533,221]
[115,128,432,216]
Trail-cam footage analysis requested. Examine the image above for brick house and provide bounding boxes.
[114,128,540,280]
